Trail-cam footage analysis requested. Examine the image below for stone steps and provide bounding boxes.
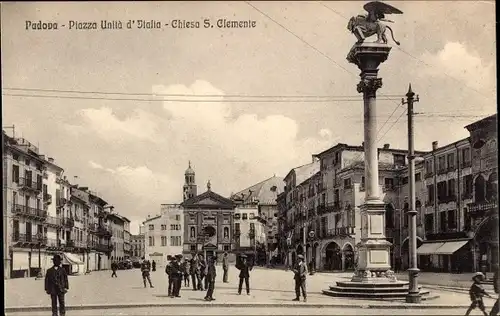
[322,280,436,300]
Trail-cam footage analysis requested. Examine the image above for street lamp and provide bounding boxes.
[308,230,315,275]
[286,236,292,269]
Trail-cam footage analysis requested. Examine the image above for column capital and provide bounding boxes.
[357,78,383,95]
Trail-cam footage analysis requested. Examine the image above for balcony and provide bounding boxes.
[63,218,75,228]
[321,226,355,239]
[447,166,457,172]
[88,223,98,232]
[12,204,47,220]
[437,168,447,175]
[438,195,457,204]
[18,177,42,193]
[12,233,47,246]
[95,243,113,253]
[44,216,62,228]
[461,192,473,200]
[46,238,62,249]
[424,172,434,179]
[461,161,472,168]
[96,226,112,237]
[325,201,341,213]
[468,201,498,215]
[43,193,52,205]
[425,200,434,207]
[66,240,75,248]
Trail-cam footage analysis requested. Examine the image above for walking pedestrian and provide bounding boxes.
[292,254,307,302]
[198,254,206,291]
[190,255,198,291]
[183,257,190,287]
[222,252,229,283]
[236,254,252,295]
[45,254,69,316]
[165,256,174,297]
[465,272,493,316]
[489,266,499,316]
[205,256,217,301]
[141,258,154,288]
[111,261,118,278]
[171,254,183,298]
[152,260,156,272]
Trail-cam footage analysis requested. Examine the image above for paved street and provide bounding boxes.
[5,266,498,313]
[5,307,473,316]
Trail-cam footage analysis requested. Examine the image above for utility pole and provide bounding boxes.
[403,84,421,303]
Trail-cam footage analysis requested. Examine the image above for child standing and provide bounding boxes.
[466,272,493,316]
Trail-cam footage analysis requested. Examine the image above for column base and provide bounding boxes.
[351,268,399,283]
[406,292,422,303]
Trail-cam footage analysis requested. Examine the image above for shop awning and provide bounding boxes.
[63,252,84,264]
[434,240,469,255]
[416,242,445,255]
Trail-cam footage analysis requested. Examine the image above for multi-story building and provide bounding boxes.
[109,213,127,262]
[231,176,285,264]
[280,158,320,267]
[4,133,47,279]
[123,219,131,259]
[143,204,183,266]
[279,145,428,271]
[131,233,145,259]
[278,114,498,274]
[411,114,498,273]
[3,131,119,278]
[231,203,266,263]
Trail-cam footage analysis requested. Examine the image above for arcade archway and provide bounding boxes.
[324,242,341,271]
[343,243,355,271]
[401,237,423,270]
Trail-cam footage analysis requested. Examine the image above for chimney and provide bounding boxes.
[432,141,438,151]
[48,157,54,163]
[383,144,390,149]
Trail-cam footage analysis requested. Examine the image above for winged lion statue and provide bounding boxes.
[347,1,403,46]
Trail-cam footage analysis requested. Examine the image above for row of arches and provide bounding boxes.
[290,241,355,271]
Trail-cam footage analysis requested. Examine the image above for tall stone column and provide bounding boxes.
[347,43,393,281]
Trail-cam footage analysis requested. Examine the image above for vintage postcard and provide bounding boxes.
[2,1,498,315]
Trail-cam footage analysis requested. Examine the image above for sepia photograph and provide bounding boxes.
[1,1,498,315]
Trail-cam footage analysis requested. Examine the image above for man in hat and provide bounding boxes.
[197,253,207,291]
[171,255,183,298]
[190,254,199,291]
[222,252,229,283]
[205,256,217,301]
[165,255,174,297]
[140,257,154,288]
[292,254,307,302]
[111,260,118,278]
[45,254,69,316]
[466,272,493,316]
[236,254,252,295]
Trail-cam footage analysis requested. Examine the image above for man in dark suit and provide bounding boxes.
[205,256,217,301]
[292,254,307,302]
[165,256,174,297]
[236,254,252,295]
[222,252,229,283]
[140,258,154,288]
[111,261,118,278]
[198,253,207,291]
[45,254,69,316]
[171,255,183,298]
[190,255,199,291]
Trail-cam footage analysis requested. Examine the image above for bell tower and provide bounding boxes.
[183,161,197,201]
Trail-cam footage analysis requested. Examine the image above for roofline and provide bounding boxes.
[142,215,161,224]
[232,175,284,198]
[464,114,497,131]
[284,161,319,181]
[314,142,427,157]
[422,137,470,155]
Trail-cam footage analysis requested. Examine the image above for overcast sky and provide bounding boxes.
[2,1,496,234]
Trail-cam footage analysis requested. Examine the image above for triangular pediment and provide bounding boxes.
[182,190,235,210]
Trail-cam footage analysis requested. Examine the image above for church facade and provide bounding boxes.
[180,163,236,261]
